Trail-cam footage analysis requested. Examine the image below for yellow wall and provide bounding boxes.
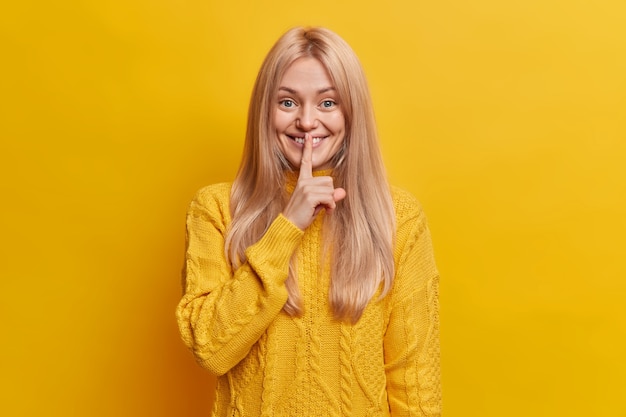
[2,1,624,416]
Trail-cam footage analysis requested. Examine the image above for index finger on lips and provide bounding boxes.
[299,133,313,180]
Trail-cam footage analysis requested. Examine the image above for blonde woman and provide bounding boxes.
[177,27,441,417]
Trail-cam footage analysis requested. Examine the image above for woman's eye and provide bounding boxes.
[280,99,295,108]
[321,100,335,108]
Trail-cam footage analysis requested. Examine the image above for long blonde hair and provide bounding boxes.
[225,27,395,322]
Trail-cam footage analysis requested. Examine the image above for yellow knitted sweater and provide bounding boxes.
[176,179,441,417]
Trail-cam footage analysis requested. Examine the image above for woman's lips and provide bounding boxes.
[288,135,328,145]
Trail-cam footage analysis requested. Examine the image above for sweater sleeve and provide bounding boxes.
[176,185,304,376]
[384,204,442,417]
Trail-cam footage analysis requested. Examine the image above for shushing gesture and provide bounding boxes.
[282,134,347,230]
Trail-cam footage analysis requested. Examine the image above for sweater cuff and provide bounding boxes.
[245,214,304,283]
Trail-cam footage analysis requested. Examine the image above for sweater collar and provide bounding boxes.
[285,169,334,192]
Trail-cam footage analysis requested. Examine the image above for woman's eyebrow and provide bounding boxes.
[317,87,335,94]
[278,86,297,94]
[277,86,336,94]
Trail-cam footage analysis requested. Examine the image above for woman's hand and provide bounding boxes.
[282,134,346,230]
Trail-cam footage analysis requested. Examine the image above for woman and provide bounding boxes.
[176,27,441,416]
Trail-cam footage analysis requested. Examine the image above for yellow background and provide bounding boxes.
[2,0,625,416]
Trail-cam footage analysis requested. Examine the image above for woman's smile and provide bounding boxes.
[287,135,328,146]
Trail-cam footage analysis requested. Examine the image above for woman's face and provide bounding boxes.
[273,57,346,171]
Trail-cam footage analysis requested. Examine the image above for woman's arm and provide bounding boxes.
[176,185,303,376]
[384,206,442,416]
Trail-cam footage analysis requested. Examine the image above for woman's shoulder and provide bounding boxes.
[192,182,232,202]
[390,185,425,224]
[188,182,232,216]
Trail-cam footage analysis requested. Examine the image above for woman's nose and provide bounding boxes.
[296,106,319,131]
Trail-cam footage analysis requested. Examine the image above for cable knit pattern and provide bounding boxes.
[176,178,442,416]
[339,322,353,416]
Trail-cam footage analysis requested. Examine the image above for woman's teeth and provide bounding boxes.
[293,137,323,144]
